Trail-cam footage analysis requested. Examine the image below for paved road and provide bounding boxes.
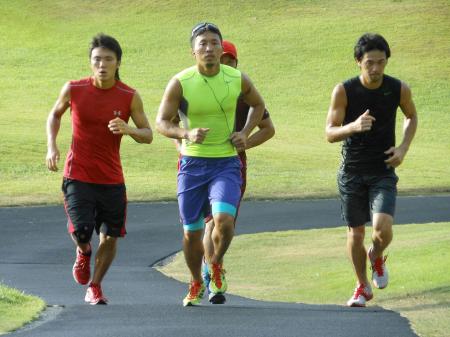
[1,195,448,337]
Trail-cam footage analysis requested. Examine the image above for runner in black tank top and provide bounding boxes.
[326,33,418,309]
[342,74,401,173]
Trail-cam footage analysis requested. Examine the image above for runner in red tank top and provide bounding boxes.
[65,77,137,184]
[46,34,153,305]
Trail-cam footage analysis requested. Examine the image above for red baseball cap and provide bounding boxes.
[222,40,238,60]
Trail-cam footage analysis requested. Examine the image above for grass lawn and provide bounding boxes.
[0,0,449,206]
[1,0,449,334]
[159,222,450,337]
[0,284,45,335]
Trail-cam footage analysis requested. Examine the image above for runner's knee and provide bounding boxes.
[72,225,94,244]
[347,226,365,244]
[213,213,234,229]
[183,229,203,243]
[373,213,393,231]
[99,234,118,247]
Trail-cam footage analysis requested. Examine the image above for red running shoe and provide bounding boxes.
[347,283,373,307]
[85,283,108,305]
[368,246,389,289]
[72,246,91,285]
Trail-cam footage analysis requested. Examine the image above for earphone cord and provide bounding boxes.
[203,70,233,137]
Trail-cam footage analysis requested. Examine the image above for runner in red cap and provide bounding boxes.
[202,40,275,304]
[222,40,238,61]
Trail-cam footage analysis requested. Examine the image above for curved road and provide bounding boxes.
[1,195,449,337]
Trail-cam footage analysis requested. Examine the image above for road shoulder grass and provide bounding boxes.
[0,284,46,335]
[158,222,450,337]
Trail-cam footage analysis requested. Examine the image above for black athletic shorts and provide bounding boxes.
[337,169,398,227]
[62,178,127,243]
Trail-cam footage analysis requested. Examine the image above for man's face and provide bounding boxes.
[192,31,223,68]
[357,50,387,83]
[220,54,237,68]
[90,47,120,82]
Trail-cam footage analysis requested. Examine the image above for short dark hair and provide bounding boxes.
[89,33,122,80]
[354,33,391,61]
[190,22,222,46]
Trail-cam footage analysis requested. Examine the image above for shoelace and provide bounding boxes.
[211,264,225,288]
[76,254,89,270]
[189,282,202,298]
[353,285,368,299]
[372,256,387,276]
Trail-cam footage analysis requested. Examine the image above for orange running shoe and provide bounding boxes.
[183,281,205,307]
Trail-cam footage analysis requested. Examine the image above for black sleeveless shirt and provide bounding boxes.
[342,74,401,173]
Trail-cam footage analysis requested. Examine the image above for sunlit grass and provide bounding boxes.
[0,0,449,205]
[159,222,450,337]
[0,284,45,335]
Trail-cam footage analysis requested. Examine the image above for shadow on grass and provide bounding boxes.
[381,286,450,312]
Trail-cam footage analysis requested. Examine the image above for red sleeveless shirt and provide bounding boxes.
[63,77,135,184]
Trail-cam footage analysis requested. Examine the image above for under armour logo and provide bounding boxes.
[113,110,122,117]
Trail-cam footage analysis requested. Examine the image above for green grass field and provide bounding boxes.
[1,0,449,334]
[0,284,46,334]
[1,0,449,206]
[159,222,450,337]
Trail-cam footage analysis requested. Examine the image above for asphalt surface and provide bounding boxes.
[1,195,449,337]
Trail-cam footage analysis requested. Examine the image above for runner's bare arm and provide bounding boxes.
[46,82,71,172]
[245,116,275,150]
[231,73,265,151]
[239,73,265,137]
[384,82,418,167]
[325,83,375,142]
[156,78,209,143]
[156,78,187,139]
[108,91,153,144]
[170,115,182,151]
